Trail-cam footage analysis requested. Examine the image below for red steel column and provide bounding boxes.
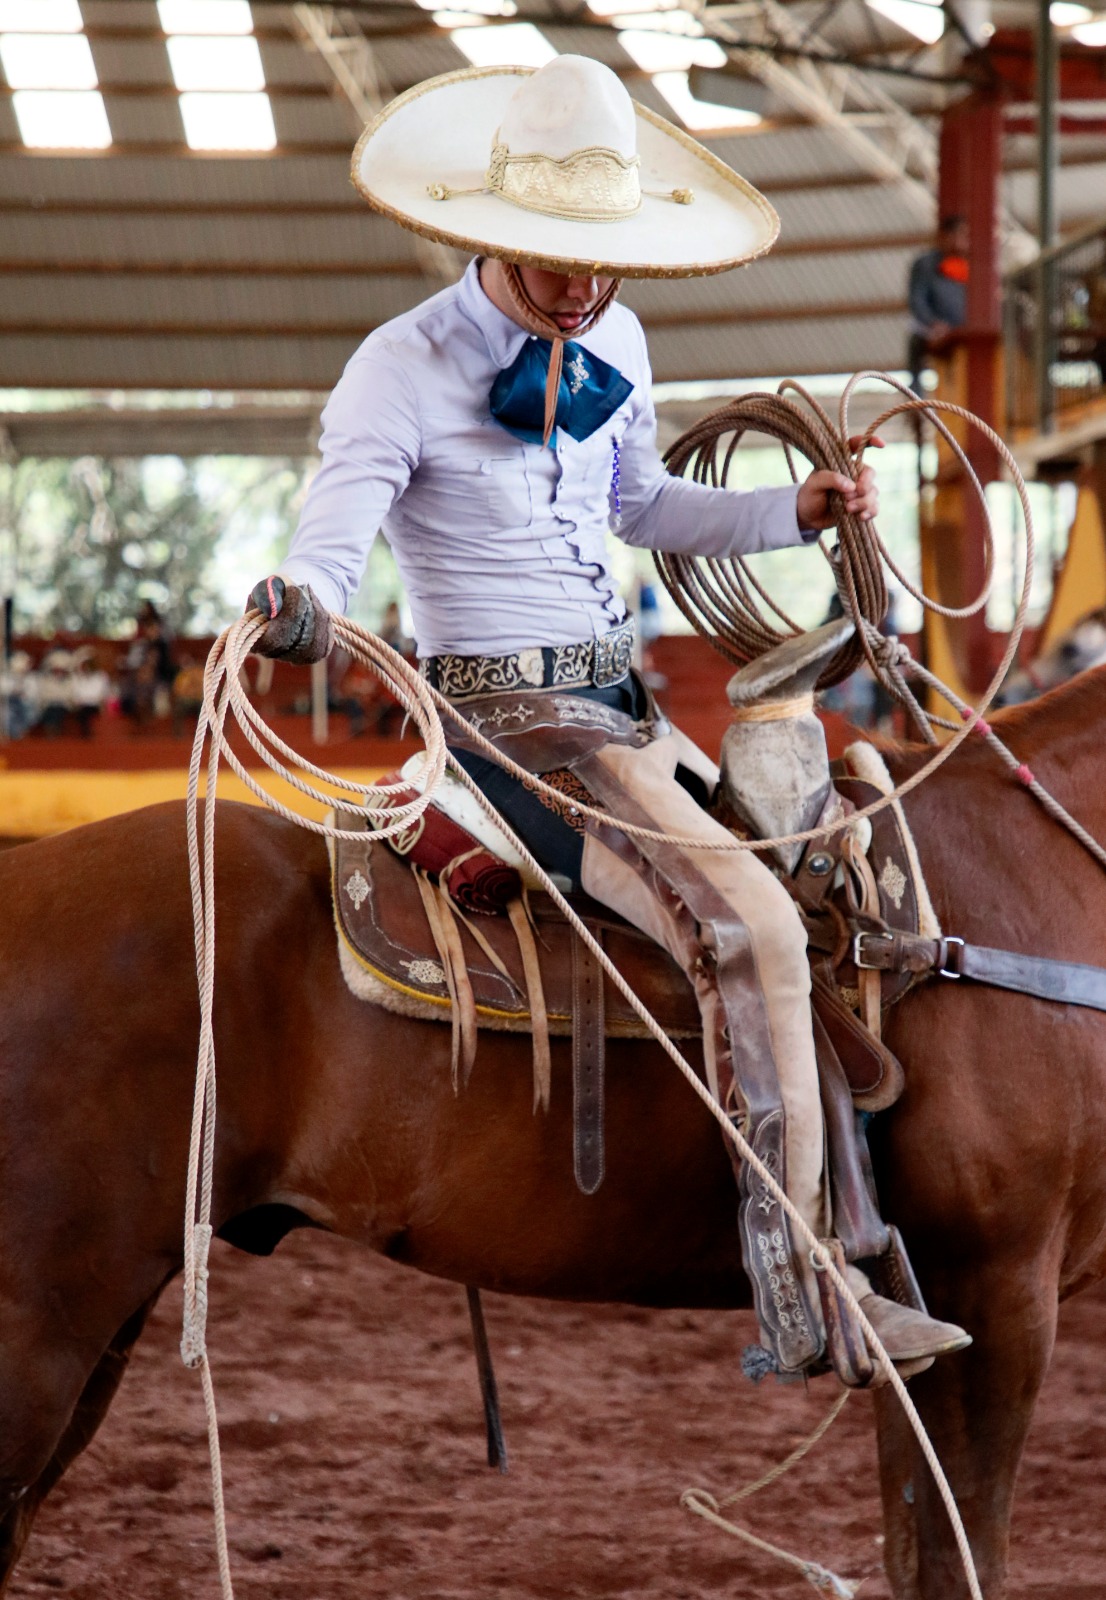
[932,91,1003,690]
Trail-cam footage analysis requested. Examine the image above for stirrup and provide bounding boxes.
[814,1238,876,1388]
[719,615,854,873]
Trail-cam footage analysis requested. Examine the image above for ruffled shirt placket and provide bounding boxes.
[280,257,807,659]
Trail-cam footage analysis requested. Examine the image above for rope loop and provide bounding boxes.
[657,373,1014,717]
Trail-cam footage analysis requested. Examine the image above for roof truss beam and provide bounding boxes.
[290,4,459,281]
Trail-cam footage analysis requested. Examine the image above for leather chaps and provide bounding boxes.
[448,686,824,1373]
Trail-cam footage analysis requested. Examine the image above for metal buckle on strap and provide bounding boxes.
[938,936,965,979]
[853,930,894,970]
[592,621,635,688]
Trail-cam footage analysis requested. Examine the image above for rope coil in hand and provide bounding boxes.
[657,372,1002,722]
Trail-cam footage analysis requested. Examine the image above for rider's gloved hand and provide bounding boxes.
[247,576,333,664]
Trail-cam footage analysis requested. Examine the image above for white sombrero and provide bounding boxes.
[351,55,779,279]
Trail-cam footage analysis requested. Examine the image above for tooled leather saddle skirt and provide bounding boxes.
[331,808,700,1040]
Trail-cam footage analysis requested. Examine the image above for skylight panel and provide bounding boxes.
[446,21,557,66]
[12,88,111,147]
[179,92,276,149]
[611,10,706,34]
[0,0,82,28]
[865,0,944,44]
[615,27,753,131]
[0,2,113,150]
[416,0,518,13]
[166,33,265,91]
[652,71,760,130]
[0,32,98,88]
[1051,3,1093,23]
[582,1,755,134]
[617,29,726,74]
[156,0,254,34]
[159,0,277,151]
[589,0,682,13]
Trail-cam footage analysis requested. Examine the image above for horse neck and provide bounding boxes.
[884,664,1106,879]
[993,664,1106,838]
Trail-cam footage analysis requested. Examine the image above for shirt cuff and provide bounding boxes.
[755,483,812,552]
[276,563,346,619]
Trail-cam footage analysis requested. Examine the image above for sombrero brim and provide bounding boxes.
[351,65,779,280]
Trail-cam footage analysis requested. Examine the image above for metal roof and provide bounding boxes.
[0,0,1103,452]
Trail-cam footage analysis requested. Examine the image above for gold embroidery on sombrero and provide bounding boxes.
[487,141,642,222]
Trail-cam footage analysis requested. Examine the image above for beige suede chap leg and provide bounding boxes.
[573,727,826,1371]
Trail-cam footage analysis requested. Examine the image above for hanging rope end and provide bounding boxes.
[802,1562,864,1597]
[181,1221,214,1369]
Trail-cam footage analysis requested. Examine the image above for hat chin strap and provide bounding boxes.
[500,265,622,447]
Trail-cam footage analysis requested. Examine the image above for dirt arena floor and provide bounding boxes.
[9,1227,1106,1600]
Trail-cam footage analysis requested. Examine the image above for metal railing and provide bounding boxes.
[1006,217,1106,436]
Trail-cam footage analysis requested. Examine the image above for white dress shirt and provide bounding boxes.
[282,258,808,657]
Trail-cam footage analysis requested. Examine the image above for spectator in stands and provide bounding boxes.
[908,215,969,394]
[369,601,413,735]
[636,578,667,691]
[172,654,207,734]
[37,651,73,737]
[121,601,176,726]
[0,650,34,739]
[326,647,368,737]
[377,600,411,657]
[69,648,110,738]
[1088,265,1106,385]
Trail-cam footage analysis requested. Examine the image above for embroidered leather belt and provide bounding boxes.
[419,619,635,702]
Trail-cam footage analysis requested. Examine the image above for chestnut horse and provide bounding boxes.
[3,665,1106,1599]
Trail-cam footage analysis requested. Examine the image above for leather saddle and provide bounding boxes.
[333,808,699,1040]
[331,784,920,1106]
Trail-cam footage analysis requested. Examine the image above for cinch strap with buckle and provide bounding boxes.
[853,930,1106,1013]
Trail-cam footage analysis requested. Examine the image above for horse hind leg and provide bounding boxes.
[873,1265,1057,1600]
[0,1294,157,1594]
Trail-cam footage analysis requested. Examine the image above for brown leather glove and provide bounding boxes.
[247,577,333,665]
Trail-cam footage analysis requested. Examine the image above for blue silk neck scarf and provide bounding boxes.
[490,338,634,448]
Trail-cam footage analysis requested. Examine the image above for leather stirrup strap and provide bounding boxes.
[856,929,1106,1014]
[571,921,606,1195]
[841,830,884,1040]
[812,1006,891,1263]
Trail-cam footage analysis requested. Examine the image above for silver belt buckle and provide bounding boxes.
[592,623,634,689]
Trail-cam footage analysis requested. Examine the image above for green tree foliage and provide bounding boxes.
[1,455,310,637]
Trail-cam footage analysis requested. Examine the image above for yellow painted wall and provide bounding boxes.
[1039,484,1106,654]
[0,767,389,839]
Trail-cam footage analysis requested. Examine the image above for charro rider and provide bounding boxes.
[249,54,969,1378]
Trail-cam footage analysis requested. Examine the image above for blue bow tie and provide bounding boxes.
[490,338,633,448]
